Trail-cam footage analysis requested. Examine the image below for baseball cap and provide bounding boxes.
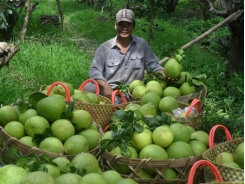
[116,9,135,23]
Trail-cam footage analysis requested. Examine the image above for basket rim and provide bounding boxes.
[202,137,244,171]
[0,124,102,161]
[101,149,202,168]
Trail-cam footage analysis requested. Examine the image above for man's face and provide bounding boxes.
[115,21,135,38]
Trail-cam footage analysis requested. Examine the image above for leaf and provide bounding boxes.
[32,128,52,145]
[67,101,75,113]
[21,88,36,100]
[28,92,47,107]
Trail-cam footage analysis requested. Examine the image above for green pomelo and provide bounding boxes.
[101,130,113,140]
[139,144,168,160]
[146,80,162,87]
[167,141,194,158]
[131,128,153,150]
[86,92,99,104]
[0,106,19,127]
[163,86,181,97]
[4,121,25,139]
[39,164,61,179]
[70,152,100,175]
[190,130,209,147]
[110,146,138,174]
[24,116,50,137]
[70,110,92,131]
[124,103,141,111]
[0,164,29,184]
[52,157,71,173]
[19,136,38,147]
[179,82,196,95]
[140,92,161,111]
[18,109,38,125]
[55,173,82,184]
[152,126,174,148]
[102,170,122,184]
[79,173,108,184]
[64,135,89,155]
[45,85,58,94]
[234,142,244,169]
[189,140,207,156]
[89,122,99,131]
[36,96,67,122]
[145,84,163,98]
[51,119,75,142]
[163,58,182,79]
[170,123,191,142]
[38,137,64,154]
[56,82,74,97]
[138,169,153,179]
[215,152,234,164]
[186,126,196,135]
[116,178,138,184]
[132,86,146,98]
[222,161,241,169]
[129,79,145,93]
[139,102,157,116]
[159,96,179,113]
[163,168,178,180]
[79,129,101,150]
[71,92,92,103]
[20,171,55,184]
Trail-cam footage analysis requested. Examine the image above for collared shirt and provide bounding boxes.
[89,35,164,89]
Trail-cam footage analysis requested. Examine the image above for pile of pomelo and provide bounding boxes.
[0,82,106,164]
[100,106,210,180]
[214,142,244,169]
[0,152,138,184]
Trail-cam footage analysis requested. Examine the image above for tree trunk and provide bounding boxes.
[227,19,244,72]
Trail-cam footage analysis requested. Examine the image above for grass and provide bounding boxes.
[0,0,243,139]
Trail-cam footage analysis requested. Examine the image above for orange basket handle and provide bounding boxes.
[47,81,71,102]
[187,160,223,184]
[79,79,100,95]
[111,90,127,105]
[209,124,232,148]
[103,90,127,132]
[185,98,201,117]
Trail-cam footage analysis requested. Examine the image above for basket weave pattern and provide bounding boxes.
[100,149,202,184]
[202,138,244,182]
[0,124,103,164]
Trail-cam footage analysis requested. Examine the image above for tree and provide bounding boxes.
[206,0,244,73]
[188,0,211,20]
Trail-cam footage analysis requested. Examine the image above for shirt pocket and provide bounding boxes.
[130,54,143,69]
[106,59,122,77]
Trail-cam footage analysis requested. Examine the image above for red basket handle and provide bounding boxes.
[185,98,201,117]
[111,90,127,105]
[79,79,100,95]
[187,160,223,184]
[103,90,127,132]
[47,81,71,102]
[209,124,233,148]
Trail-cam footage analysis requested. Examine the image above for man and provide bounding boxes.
[85,9,165,100]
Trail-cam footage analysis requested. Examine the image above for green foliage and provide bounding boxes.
[0,0,243,140]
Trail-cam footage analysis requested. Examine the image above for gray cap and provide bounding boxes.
[116,9,135,23]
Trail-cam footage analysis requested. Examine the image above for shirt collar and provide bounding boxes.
[111,35,136,49]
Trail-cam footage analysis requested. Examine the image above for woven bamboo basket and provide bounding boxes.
[46,80,115,130]
[175,85,207,109]
[99,149,202,184]
[0,122,103,165]
[202,125,244,182]
[187,160,244,184]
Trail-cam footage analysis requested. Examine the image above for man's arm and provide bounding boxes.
[96,79,113,99]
